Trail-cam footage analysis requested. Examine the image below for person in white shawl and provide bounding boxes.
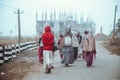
[61,27,74,67]
[72,33,79,60]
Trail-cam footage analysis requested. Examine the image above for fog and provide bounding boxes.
[0,0,120,37]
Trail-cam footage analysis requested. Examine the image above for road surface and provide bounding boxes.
[23,41,120,80]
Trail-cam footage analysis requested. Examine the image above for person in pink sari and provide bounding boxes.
[81,31,96,67]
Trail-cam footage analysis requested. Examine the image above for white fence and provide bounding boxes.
[0,41,38,65]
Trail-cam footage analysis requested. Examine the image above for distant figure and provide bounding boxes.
[61,27,74,66]
[72,33,79,60]
[76,31,82,45]
[42,25,54,73]
[52,31,58,53]
[51,31,57,69]
[38,36,43,64]
[76,32,83,58]
[58,33,64,60]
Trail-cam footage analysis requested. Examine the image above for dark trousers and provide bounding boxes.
[73,47,78,60]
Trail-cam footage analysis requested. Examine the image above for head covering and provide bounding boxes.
[60,33,64,37]
[45,25,51,32]
[65,27,71,36]
[84,30,89,34]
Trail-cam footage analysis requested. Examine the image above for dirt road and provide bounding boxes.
[23,41,120,80]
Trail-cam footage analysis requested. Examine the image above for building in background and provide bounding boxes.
[36,11,96,38]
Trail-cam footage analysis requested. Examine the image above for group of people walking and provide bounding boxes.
[38,25,96,74]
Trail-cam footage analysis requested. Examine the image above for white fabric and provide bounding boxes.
[43,50,53,69]
[78,46,82,54]
[72,35,79,47]
[51,52,54,66]
[64,36,72,46]
[40,40,43,47]
[81,36,89,51]
[77,46,83,58]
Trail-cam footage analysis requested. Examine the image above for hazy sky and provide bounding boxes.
[0,0,120,36]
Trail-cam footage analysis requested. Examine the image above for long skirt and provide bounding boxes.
[83,50,94,66]
[38,47,43,63]
[61,46,74,65]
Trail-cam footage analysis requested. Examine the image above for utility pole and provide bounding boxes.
[14,9,24,44]
[112,5,117,40]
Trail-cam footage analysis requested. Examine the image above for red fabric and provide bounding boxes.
[42,25,54,50]
[38,47,43,63]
